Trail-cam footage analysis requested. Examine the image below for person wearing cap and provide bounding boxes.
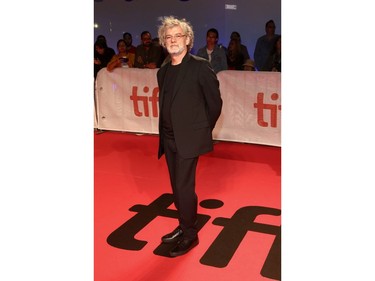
[243,59,255,71]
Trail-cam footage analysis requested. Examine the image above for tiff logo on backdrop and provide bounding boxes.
[107,193,281,280]
[129,86,281,129]
[253,92,281,128]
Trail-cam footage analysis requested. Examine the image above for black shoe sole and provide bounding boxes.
[169,239,199,257]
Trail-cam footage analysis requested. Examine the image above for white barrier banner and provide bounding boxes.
[95,68,281,147]
[215,70,281,146]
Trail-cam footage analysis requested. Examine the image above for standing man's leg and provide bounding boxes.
[174,153,198,239]
[162,137,200,256]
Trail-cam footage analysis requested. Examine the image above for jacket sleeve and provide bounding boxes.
[198,61,223,130]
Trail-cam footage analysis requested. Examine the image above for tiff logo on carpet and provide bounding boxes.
[107,193,281,280]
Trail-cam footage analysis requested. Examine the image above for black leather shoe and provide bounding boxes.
[169,236,199,257]
[161,227,183,244]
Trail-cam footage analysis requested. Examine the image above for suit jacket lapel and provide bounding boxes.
[172,53,191,101]
[158,63,169,109]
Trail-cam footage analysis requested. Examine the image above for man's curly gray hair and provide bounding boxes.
[157,16,194,51]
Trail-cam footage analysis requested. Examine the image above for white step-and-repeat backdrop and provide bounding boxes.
[95,68,281,147]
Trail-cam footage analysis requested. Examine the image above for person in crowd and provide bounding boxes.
[196,28,227,74]
[226,38,245,70]
[253,19,280,71]
[106,39,135,72]
[156,16,222,257]
[269,35,281,72]
[230,31,250,61]
[134,31,163,69]
[243,59,256,71]
[96,34,115,58]
[122,32,136,55]
[94,39,115,79]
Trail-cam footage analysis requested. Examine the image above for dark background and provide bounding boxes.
[94,0,281,58]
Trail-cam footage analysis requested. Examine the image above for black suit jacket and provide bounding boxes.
[157,53,222,159]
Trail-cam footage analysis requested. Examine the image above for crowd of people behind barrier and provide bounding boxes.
[94,19,281,80]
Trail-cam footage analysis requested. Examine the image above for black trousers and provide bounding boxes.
[163,137,198,239]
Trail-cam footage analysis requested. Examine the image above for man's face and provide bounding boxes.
[95,46,104,55]
[266,23,276,36]
[141,33,152,47]
[164,26,189,56]
[206,31,218,46]
[123,34,133,47]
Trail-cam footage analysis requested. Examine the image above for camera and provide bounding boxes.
[120,56,129,68]
[120,56,129,63]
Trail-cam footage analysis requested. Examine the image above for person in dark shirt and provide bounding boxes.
[156,16,222,257]
[94,39,115,79]
[230,31,250,61]
[226,38,245,70]
[95,34,115,57]
[265,35,281,72]
[253,20,280,71]
[134,31,163,69]
[122,32,136,55]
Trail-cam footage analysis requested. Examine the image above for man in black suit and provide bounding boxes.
[156,16,222,257]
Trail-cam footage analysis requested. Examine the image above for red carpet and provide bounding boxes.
[94,131,281,281]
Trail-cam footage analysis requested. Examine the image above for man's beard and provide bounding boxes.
[167,45,185,56]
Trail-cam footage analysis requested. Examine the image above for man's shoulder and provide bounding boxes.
[187,54,210,68]
[190,54,208,63]
[185,55,214,75]
[256,35,267,42]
